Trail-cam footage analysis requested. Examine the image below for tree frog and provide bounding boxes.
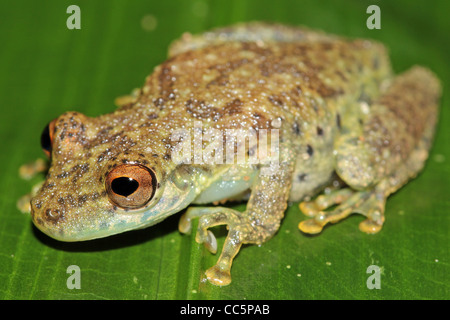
[24,23,441,286]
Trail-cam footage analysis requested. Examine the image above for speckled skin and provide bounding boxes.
[29,23,440,286]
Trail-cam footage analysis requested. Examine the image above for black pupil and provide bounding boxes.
[40,124,51,152]
[111,177,139,197]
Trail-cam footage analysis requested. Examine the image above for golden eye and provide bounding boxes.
[105,164,157,209]
[40,120,56,158]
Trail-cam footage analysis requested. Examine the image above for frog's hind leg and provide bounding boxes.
[299,186,386,234]
[299,188,354,217]
[299,66,440,235]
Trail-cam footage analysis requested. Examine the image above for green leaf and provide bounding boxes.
[0,0,448,300]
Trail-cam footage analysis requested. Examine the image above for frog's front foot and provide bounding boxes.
[179,206,260,286]
[298,187,386,234]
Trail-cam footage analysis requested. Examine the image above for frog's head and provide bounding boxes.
[30,111,199,241]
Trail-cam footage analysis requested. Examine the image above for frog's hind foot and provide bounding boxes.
[298,188,386,234]
[299,188,354,217]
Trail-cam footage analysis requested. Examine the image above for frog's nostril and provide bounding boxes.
[45,208,62,223]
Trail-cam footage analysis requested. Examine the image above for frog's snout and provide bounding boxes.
[29,197,65,240]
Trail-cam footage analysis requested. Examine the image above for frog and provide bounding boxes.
[25,22,441,286]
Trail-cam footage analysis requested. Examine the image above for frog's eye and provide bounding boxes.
[105,164,157,209]
[40,120,56,158]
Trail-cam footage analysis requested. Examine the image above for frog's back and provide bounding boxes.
[137,25,391,137]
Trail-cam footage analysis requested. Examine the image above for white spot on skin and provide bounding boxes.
[271,117,282,128]
[360,101,370,114]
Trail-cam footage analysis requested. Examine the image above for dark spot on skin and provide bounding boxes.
[310,99,319,112]
[317,126,324,136]
[306,144,314,157]
[336,113,341,129]
[148,113,158,120]
[164,153,171,160]
[297,173,308,182]
[35,201,42,209]
[91,192,100,201]
[138,153,145,158]
[292,86,302,97]
[78,195,88,206]
[373,56,380,70]
[44,182,55,190]
[185,99,220,120]
[293,122,301,135]
[223,99,243,116]
[268,95,283,107]
[358,89,372,104]
[157,182,161,189]
[71,164,89,184]
[152,154,159,158]
[153,97,165,108]
[335,70,347,81]
[57,171,69,179]
[121,159,128,164]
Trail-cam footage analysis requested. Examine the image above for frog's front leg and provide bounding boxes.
[179,206,244,285]
[179,147,296,286]
[299,66,440,235]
